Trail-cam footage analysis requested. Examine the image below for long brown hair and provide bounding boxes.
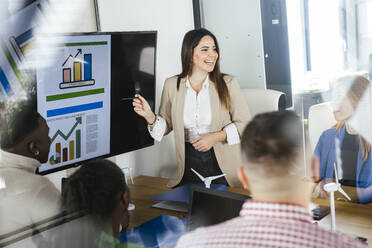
[333,75,371,160]
[176,28,231,109]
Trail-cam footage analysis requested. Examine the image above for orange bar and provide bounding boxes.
[69,140,74,160]
[56,142,61,163]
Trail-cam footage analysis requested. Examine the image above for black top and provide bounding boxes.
[340,132,359,187]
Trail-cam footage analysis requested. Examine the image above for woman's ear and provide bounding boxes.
[27,141,39,157]
[237,166,250,190]
[119,190,130,233]
[121,190,129,209]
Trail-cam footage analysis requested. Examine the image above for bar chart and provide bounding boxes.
[49,117,82,165]
[9,28,33,60]
[60,51,95,89]
[0,67,14,97]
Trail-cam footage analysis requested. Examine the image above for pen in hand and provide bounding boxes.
[121,97,135,101]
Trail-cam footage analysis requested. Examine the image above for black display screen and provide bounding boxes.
[110,32,156,156]
[187,186,250,231]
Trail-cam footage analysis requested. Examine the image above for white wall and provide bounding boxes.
[199,0,266,89]
[97,0,195,178]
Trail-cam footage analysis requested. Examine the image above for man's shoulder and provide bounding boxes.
[2,168,60,205]
[285,221,366,248]
[175,217,243,247]
[176,216,366,248]
[313,225,367,247]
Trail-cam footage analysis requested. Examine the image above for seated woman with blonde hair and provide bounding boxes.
[315,74,372,203]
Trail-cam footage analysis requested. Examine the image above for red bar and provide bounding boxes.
[63,148,68,162]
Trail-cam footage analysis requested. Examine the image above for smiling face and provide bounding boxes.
[191,35,218,74]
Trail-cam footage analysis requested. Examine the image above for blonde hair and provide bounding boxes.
[335,121,371,161]
[333,75,371,160]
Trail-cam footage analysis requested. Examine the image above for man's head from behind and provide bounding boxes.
[62,159,130,238]
[239,111,319,207]
[0,97,51,163]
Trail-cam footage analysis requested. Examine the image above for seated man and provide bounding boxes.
[175,111,366,248]
[0,98,61,235]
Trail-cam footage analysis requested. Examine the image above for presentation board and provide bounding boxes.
[36,32,156,174]
[37,34,111,173]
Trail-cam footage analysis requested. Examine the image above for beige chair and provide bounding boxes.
[308,102,337,152]
[241,88,286,117]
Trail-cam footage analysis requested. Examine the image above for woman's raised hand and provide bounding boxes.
[133,94,156,124]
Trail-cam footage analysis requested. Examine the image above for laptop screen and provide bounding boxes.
[187,186,251,231]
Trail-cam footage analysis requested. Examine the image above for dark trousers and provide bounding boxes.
[182,142,228,185]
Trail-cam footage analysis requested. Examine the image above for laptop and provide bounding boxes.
[187,185,251,231]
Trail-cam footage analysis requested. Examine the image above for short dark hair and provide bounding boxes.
[62,159,128,220]
[0,97,40,149]
[241,111,303,169]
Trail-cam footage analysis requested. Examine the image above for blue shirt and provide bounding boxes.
[314,125,372,203]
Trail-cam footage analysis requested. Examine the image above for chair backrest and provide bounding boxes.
[308,102,337,152]
[241,88,286,117]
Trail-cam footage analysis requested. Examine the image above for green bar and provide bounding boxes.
[58,41,107,47]
[46,88,104,101]
[76,129,81,158]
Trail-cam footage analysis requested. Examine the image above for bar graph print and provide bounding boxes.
[59,49,95,89]
[9,28,34,60]
[49,117,82,165]
[0,66,14,97]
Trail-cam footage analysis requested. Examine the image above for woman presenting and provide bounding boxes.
[133,28,251,187]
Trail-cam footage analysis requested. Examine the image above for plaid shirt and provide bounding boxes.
[175,200,367,248]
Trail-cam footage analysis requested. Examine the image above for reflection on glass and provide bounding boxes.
[50,159,130,248]
[0,0,102,247]
[315,74,372,203]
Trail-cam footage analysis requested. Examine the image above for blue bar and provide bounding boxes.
[15,29,33,45]
[47,101,103,117]
[84,54,92,80]
[0,67,14,96]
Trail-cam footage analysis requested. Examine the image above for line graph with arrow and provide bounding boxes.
[62,49,82,66]
[49,117,82,165]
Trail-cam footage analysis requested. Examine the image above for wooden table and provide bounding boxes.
[128,176,372,246]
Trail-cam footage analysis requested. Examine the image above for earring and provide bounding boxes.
[34,150,40,156]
